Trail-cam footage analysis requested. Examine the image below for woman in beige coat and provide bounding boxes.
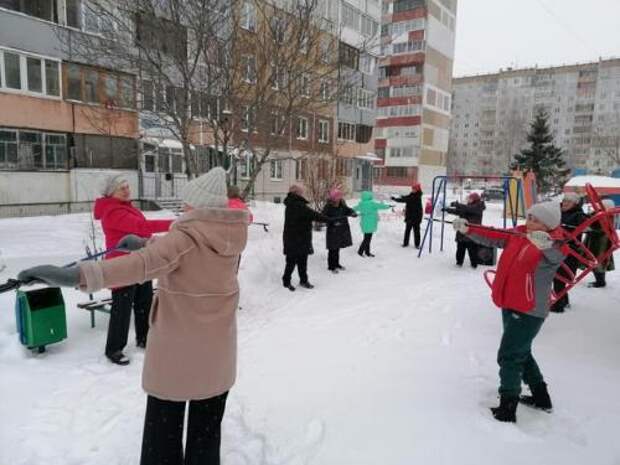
[18,167,249,465]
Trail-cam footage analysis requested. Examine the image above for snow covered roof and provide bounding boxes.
[565,175,620,188]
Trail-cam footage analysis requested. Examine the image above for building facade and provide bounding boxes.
[0,0,385,215]
[374,0,457,189]
[0,1,142,217]
[449,59,620,177]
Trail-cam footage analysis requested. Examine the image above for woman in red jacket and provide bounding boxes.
[95,175,173,365]
[454,201,569,423]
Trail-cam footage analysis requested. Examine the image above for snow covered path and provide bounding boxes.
[1,203,619,465]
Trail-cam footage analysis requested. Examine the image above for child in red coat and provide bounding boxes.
[453,201,569,422]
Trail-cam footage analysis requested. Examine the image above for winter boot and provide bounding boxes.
[520,382,553,412]
[365,252,375,258]
[588,272,606,288]
[299,282,315,289]
[107,351,130,366]
[490,396,518,423]
[282,280,296,292]
[336,265,346,271]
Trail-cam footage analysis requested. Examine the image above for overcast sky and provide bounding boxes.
[453,0,620,77]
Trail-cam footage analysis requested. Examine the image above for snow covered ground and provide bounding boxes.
[1,200,619,465]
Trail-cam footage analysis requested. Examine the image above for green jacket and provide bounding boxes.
[353,191,391,234]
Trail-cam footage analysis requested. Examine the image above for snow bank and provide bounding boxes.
[1,201,619,465]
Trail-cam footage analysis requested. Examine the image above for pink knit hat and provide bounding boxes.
[329,189,343,201]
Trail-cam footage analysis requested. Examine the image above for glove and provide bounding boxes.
[17,265,80,287]
[351,212,358,218]
[527,231,554,250]
[452,217,469,234]
[116,234,147,252]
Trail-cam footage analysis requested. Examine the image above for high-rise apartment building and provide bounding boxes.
[449,59,620,177]
[374,0,457,188]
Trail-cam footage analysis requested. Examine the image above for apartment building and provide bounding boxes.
[0,0,141,217]
[374,0,457,189]
[449,59,620,177]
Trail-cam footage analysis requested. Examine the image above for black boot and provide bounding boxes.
[490,396,518,423]
[299,282,314,289]
[588,272,606,288]
[283,280,295,291]
[107,351,130,366]
[520,382,553,412]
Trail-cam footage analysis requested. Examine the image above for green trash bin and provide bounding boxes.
[15,287,67,353]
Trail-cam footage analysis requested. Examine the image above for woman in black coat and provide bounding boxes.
[282,184,329,291]
[322,189,357,273]
[443,192,486,268]
[392,183,423,248]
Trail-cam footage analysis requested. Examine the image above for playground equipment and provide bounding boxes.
[483,183,620,305]
[418,175,526,258]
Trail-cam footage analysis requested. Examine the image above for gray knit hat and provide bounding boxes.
[562,192,581,205]
[182,167,228,209]
[602,198,616,210]
[527,201,561,230]
[102,174,129,196]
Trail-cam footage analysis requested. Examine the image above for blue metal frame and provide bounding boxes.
[417,175,523,258]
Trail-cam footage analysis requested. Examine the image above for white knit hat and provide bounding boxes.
[562,192,581,205]
[527,201,561,230]
[102,174,129,196]
[182,167,228,209]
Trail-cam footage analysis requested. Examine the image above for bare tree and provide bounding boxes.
[59,0,239,179]
[496,108,528,172]
[227,0,349,199]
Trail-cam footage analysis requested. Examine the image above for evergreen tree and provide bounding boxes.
[511,109,570,193]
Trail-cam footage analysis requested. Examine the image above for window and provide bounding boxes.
[84,70,99,103]
[0,49,61,97]
[337,122,356,141]
[241,106,255,132]
[26,57,43,93]
[64,62,135,108]
[66,0,82,28]
[135,13,188,59]
[361,16,378,37]
[4,52,21,89]
[318,120,329,143]
[270,159,283,180]
[339,42,359,69]
[44,133,67,169]
[239,152,251,179]
[241,1,256,31]
[341,85,355,105]
[0,129,18,169]
[342,3,360,31]
[0,0,56,22]
[142,80,154,111]
[358,89,375,110]
[45,60,59,96]
[300,73,310,97]
[296,117,308,140]
[320,38,332,64]
[320,80,330,101]
[67,64,82,100]
[104,74,118,103]
[20,131,43,168]
[242,55,256,84]
[359,54,375,74]
[270,17,285,43]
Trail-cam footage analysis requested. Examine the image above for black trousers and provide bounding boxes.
[456,241,478,267]
[403,222,421,247]
[283,254,309,285]
[328,249,341,270]
[105,281,153,356]
[358,233,373,255]
[552,255,579,310]
[140,392,229,465]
